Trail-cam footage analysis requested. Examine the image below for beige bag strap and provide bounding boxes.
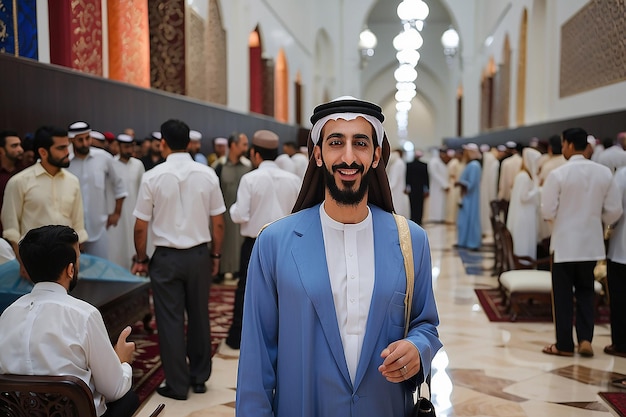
[393,213,414,338]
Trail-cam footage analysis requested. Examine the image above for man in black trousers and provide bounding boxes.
[132,119,225,400]
[406,150,429,225]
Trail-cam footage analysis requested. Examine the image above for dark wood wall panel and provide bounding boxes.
[0,54,299,149]
[444,109,626,148]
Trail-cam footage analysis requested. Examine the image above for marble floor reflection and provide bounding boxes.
[135,223,626,417]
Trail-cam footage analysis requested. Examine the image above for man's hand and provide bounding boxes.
[114,326,135,364]
[378,340,421,383]
[211,258,220,277]
[131,262,149,277]
[107,212,121,228]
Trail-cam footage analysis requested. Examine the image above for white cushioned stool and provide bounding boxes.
[499,270,604,321]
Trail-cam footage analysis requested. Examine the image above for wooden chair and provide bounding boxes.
[497,221,603,321]
[0,374,97,417]
[489,200,510,276]
[497,221,553,321]
[0,374,165,417]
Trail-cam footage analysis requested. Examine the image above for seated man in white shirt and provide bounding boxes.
[0,225,139,417]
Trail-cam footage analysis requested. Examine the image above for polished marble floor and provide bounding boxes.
[135,223,626,417]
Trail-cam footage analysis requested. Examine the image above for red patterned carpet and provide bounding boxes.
[475,287,610,323]
[130,284,235,404]
[599,392,626,417]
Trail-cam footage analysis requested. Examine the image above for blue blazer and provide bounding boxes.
[236,204,442,417]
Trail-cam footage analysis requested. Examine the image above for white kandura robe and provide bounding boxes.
[107,157,145,269]
[386,153,411,218]
[506,149,541,260]
[427,154,448,222]
[446,158,462,223]
[479,152,500,236]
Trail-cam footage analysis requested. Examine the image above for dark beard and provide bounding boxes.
[322,158,371,207]
[74,146,89,156]
[48,154,70,168]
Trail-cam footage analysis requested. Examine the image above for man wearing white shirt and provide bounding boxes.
[497,141,522,202]
[226,130,301,349]
[427,148,449,223]
[541,127,622,357]
[0,225,138,417]
[597,132,626,173]
[605,166,626,360]
[67,121,128,260]
[188,129,209,165]
[107,134,145,269]
[132,119,226,399]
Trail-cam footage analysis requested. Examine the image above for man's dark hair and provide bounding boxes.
[602,137,614,149]
[562,127,588,151]
[548,135,562,155]
[228,132,242,148]
[22,133,34,152]
[34,126,67,159]
[161,119,190,151]
[0,130,19,148]
[251,145,278,161]
[283,141,298,150]
[19,225,79,283]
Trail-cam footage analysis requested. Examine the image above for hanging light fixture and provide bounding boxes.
[392,27,423,51]
[396,101,412,112]
[396,49,421,67]
[441,27,460,58]
[396,0,429,25]
[395,89,417,102]
[396,81,416,91]
[358,28,378,68]
[394,0,429,137]
[394,64,418,83]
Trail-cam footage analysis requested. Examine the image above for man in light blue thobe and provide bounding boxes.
[456,143,482,250]
[236,97,441,417]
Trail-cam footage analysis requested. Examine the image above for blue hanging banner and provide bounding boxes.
[0,0,37,59]
[0,0,16,55]
[17,0,38,59]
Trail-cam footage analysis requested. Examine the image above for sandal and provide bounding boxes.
[612,377,626,390]
[542,344,574,357]
[578,340,594,357]
[604,345,626,358]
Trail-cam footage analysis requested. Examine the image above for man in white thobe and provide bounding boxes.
[427,148,449,223]
[107,134,146,269]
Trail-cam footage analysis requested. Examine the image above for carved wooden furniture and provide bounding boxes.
[497,221,603,321]
[489,200,510,276]
[0,374,97,417]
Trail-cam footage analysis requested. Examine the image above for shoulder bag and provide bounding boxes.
[393,214,436,417]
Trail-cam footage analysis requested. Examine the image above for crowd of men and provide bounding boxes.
[0,119,311,414]
[0,109,624,415]
[413,131,626,370]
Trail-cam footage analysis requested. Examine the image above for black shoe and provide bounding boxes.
[191,383,207,394]
[225,336,240,350]
[157,385,187,400]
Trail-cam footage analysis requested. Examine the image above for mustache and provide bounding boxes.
[331,162,364,173]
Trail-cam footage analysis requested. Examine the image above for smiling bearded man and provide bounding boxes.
[235,96,442,417]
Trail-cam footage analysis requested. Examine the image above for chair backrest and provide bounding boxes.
[498,222,517,272]
[490,210,508,275]
[498,221,538,271]
[0,374,97,417]
[490,199,509,225]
